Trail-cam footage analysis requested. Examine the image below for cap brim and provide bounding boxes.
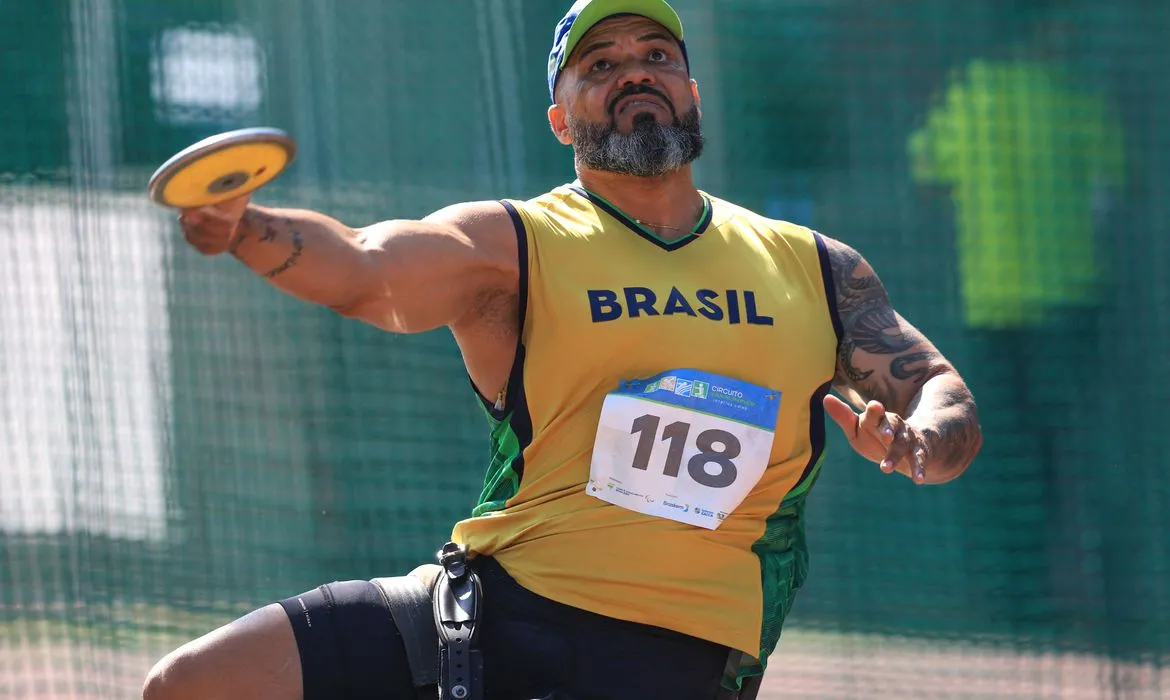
[559,0,685,70]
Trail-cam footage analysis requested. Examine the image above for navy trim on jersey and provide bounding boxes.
[468,201,533,490]
[812,231,844,348]
[793,381,831,492]
[568,185,711,252]
[471,200,530,414]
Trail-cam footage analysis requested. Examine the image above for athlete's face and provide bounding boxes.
[548,15,704,177]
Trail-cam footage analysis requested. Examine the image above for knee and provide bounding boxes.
[141,604,299,700]
[141,647,204,700]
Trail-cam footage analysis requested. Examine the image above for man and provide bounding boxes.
[144,1,981,698]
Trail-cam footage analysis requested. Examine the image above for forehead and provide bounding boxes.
[571,14,675,56]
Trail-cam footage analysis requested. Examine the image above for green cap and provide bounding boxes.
[547,0,687,102]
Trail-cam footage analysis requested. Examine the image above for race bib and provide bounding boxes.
[587,369,781,530]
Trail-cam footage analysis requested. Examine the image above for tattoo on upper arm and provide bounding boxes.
[891,351,937,382]
[824,238,981,472]
[827,240,940,407]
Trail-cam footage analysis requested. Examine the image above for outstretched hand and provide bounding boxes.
[178,194,252,256]
[823,394,929,484]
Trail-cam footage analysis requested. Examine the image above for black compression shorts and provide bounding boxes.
[278,556,730,700]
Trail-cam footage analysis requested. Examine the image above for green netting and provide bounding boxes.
[2,0,1169,697]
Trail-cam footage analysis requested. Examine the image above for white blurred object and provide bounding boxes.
[0,188,172,542]
[150,25,266,125]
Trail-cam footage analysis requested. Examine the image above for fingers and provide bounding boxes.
[858,401,892,442]
[824,395,929,484]
[879,417,909,474]
[180,203,242,226]
[825,396,894,463]
[880,416,929,485]
[178,198,249,257]
[181,231,232,256]
[857,401,901,471]
[857,401,929,484]
[823,394,859,438]
[911,446,927,484]
[180,194,251,218]
[893,444,927,485]
[180,215,231,256]
[216,193,252,218]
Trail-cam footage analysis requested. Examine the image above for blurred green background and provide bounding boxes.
[1,0,1168,697]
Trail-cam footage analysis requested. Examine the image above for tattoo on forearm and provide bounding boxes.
[233,211,305,279]
[921,402,983,470]
[228,229,249,256]
[230,210,263,257]
[261,227,304,279]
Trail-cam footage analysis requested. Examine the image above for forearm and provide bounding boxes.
[229,205,371,311]
[903,370,982,484]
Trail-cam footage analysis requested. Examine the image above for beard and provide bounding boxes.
[566,97,704,178]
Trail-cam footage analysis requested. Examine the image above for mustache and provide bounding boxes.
[608,85,676,119]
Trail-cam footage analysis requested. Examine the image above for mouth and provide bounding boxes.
[615,96,667,116]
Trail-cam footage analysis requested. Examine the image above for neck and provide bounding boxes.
[574,166,704,242]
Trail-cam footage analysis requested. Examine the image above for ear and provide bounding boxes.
[548,103,573,146]
[690,79,702,117]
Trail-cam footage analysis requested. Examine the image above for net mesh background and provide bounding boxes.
[1,0,1168,697]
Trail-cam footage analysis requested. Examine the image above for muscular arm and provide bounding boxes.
[227,201,519,334]
[824,236,981,483]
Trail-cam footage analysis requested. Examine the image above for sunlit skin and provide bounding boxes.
[137,9,984,699]
[176,16,981,494]
[547,15,705,241]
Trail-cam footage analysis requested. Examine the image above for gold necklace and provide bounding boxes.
[634,200,708,233]
[633,218,687,231]
[574,182,706,233]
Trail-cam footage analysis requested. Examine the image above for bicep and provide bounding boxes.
[341,201,519,333]
[825,238,951,413]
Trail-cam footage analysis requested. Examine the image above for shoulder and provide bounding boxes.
[816,234,868,274]
[813,234,884,309]
[415,186,582,265]
[518,184,580,209]
[424,182,584,224]
[704,192,825,251]
[421,186,578,235]
[498,185,615,243]
[419,200,520,270]
[706,193,810,234]
[507,185,595,226]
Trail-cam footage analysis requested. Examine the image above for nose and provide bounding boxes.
[616,58,656,89]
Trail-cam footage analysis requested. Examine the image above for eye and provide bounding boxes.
[590,59,613,72]
[648,48,668,62]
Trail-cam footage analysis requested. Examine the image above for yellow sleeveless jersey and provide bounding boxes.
[451,183,841,662]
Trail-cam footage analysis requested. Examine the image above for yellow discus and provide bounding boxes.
[147,127,297,209]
